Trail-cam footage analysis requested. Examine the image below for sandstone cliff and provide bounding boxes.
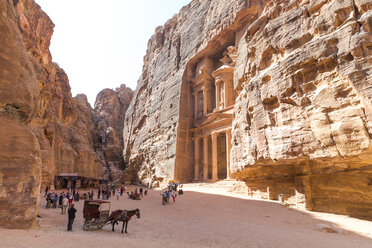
[123,0,249,186]
[0,0,103,228]
[0,0,42,228]
[123,0,372,220]
[94,85,133,181]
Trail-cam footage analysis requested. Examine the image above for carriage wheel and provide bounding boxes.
[97,223,104,229]
[83,221,91,231]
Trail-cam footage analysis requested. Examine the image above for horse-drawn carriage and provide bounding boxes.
[83,200,110,231]
[82,200,141,233]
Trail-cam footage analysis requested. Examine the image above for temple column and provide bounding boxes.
[212,133,218,180]
[224,81,228,109]
[194,137,200,180]
[194,92,198,119]
[203,135,209,180]
[225,129,232,179]
[203,87,208,116]
[215,82,220,110]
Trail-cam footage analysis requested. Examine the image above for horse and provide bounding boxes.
[107,208,140,233]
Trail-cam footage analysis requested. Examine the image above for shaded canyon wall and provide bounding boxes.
[94,85,133,181]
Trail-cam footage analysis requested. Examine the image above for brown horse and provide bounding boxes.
[108,208,140,233]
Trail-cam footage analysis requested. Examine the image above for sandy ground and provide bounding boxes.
[1,185,372,248]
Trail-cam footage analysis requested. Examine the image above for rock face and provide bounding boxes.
[123,0,248,186]
[0,0,42,228]
[94,85,133,181]
[123,0,372,220]
[0,0,103,228]
[230,0,372,220]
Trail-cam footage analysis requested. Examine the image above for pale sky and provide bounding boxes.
[35,0,191,105]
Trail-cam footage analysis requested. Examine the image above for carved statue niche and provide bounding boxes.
[220,51,232,66]
[227,46,237,66]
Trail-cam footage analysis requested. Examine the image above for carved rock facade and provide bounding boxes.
[123,0,372,219]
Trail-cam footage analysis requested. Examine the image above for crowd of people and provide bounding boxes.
[45,188,79,214]
[161,183,183,205]
[97,184,128,200]
[43,182,182,231]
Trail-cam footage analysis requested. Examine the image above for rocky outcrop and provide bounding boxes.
[230,0,372,219]
[94,85,133,181]
[123,0,372,220]
[0,0,103,228]
[123,0,249,186]
[0,0,42,228]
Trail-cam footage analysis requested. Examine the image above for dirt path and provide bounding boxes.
[1,186,371,248]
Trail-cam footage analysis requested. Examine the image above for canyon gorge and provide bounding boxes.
[0,0,371,229]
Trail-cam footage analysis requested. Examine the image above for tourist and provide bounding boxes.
[75,191,80,201]
[54,193,58,208]
[98,188,101,199]
[44,186,49,197]
[62,196,68,215]
[102,189,106,200]
[46,193,51,208]
[165,191,170,204]
[144,189,148,196]
[117,190,120,200]
[161,191,167,206]
[135,188,138,194]
[68,193,73,205]
[72,189,76,201]
[113,187,116,195]
[120,186,123,196]
[67,204,77,231]
[59,193,63,207]
[50,192,56,208]
[140,188,143,198]
[172,190,176,202]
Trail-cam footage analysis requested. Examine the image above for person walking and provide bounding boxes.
[46,193,51,208]
[44,186,49,197]
[139,188,143,198]
[62,196,68,215]
[117,190,120,200]
[98,188,101,199]
[75,191,80,202]
[58,193,63,208]
[161,191,167,206]
[172,190,176,202]
[67,204,77,231]
[165,191,170,204]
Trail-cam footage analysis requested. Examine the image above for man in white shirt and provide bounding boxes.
[62,197,68,215]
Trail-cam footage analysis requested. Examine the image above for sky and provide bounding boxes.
[35,0,191,105]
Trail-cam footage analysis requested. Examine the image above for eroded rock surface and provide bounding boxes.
[123,0,248,186]
[0,0,103,228]
[0,0,42,228]
[123,0,372,219]
[94,85,133,181]
[231,0,372,219]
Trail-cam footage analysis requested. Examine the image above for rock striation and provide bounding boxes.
[0,0,103,228]
[123,0,372,220]
[94,85,133,181]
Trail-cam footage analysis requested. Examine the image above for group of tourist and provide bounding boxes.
[45,190,79,214]
[97,184,127,200]
[161,183,183,205]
